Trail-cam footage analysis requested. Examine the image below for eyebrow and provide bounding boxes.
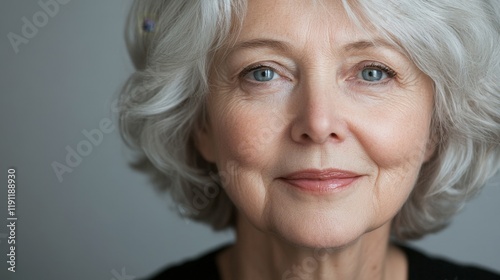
[227,38,400,56]
[342,39,399,53]
[228,39,292,54]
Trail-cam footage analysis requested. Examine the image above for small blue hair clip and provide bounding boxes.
[142,18,155,33]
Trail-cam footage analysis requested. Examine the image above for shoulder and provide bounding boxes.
[144,243,229,280]
[400,244,500,280]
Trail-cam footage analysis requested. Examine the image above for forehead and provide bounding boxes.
[235,0,370,47]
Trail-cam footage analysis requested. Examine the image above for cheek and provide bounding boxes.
[353,102,433,223]
[209,101,287,220]
[356,98,433,174]
[211,101,286,167]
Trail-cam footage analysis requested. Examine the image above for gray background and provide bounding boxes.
[0,1,498,279]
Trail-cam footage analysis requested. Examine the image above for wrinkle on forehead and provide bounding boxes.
[224,0,405,59]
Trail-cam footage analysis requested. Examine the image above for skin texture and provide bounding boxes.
[194,0,435,279]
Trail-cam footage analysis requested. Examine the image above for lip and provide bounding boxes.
[279,168,362,193]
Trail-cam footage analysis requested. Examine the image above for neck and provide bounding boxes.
[217,215,407,280]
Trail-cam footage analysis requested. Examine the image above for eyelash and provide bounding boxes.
[238,62,397,84]
[356,62,397,86]
[361,63,397,78]
[239,64,274,79]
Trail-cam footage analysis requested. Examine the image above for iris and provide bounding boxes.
[253,69,275,82]
[361,68,384,82]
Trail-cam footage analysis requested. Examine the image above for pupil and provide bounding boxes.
[254,69,274,81]
[363,68,382,81]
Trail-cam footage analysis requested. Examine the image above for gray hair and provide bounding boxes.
[119,0,500,239]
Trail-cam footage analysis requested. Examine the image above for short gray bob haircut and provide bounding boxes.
[119,0,500,240]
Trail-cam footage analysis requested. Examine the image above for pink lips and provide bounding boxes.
[279,169,361,193]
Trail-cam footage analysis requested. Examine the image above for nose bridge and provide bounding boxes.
[291,66,345,144]
[308,68,336,105]
[303,78,333,126]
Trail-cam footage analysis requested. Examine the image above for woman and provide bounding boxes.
[119,0,500,279]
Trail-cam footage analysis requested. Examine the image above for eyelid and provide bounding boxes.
[361,62,397,78]
[238,62,292,82]
[348,61,398,87]
[239,64,270,78]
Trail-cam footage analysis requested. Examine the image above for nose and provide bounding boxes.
[290,80,347,144]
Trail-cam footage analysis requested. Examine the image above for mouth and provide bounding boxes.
[278,168,362,193]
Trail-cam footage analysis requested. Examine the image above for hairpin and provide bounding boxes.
[142,18,155,33]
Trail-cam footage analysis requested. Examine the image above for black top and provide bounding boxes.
[147,243,500,280]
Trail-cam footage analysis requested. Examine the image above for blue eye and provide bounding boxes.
[252,68,276,82]
[361,68,386,82]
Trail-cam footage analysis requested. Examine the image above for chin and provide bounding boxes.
[268,212,371,250]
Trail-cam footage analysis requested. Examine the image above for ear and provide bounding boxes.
[193,123,216,163]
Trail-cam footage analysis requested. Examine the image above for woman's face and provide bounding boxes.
[195,0,435,248]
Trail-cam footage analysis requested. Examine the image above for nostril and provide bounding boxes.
[300,132,338,142]
[291,115,345,144]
